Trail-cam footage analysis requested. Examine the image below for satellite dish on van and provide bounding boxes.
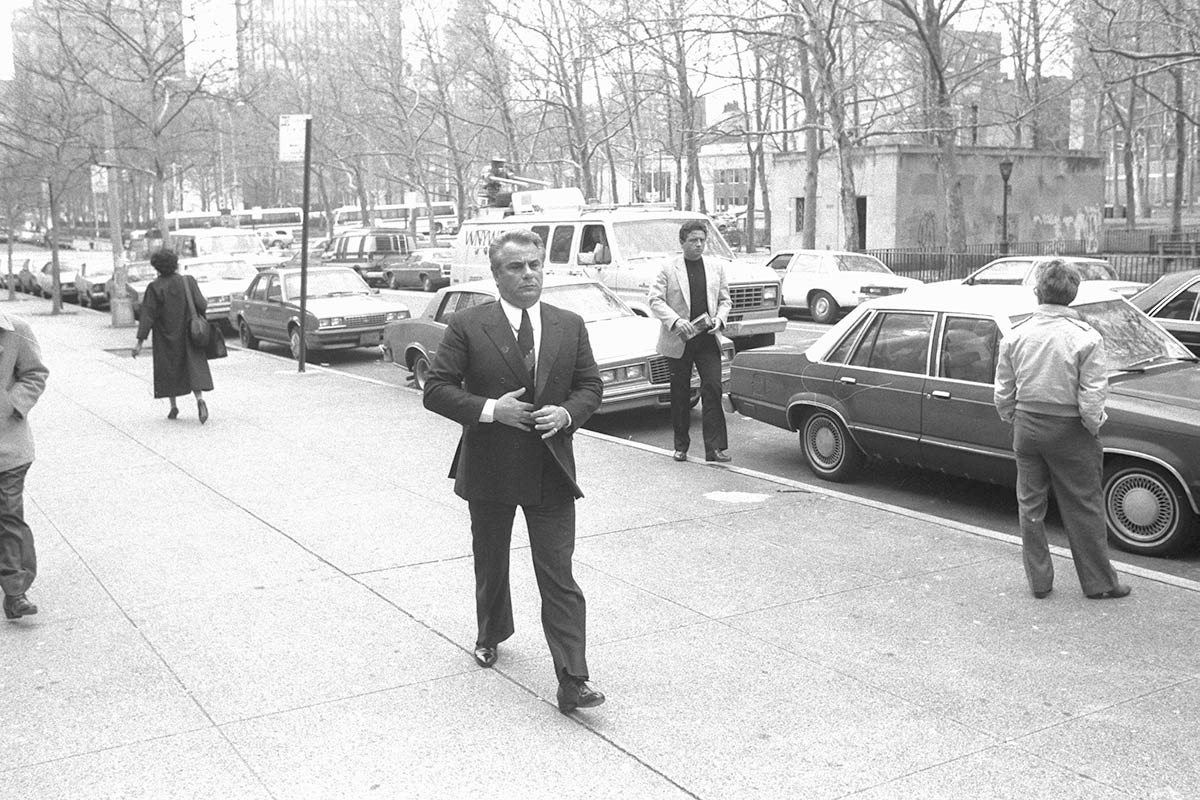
[510,187,585,215]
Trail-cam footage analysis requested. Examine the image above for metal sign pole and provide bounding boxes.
[297,117,312,371]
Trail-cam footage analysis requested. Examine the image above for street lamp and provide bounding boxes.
[999,157,1014,255]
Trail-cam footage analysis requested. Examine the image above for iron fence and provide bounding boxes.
[867,246,1200,285]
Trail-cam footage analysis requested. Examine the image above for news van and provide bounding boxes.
[451,188,784,350]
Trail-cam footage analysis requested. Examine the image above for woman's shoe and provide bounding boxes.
[197,399,209,425]
[167,407,179,420]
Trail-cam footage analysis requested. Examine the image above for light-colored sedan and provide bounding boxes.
[958,256,1145,299]
[380,275,734,414]
[765,249,923,324]
[182,257,261,330]
[231,266,410,359]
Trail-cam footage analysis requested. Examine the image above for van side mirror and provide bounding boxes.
[593,243,610,264]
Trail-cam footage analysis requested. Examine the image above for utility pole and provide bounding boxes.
[104,99,135,327]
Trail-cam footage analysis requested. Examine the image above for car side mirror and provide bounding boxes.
[593,243,610,265]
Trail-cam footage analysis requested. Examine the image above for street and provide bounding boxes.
[233,284,1200,584]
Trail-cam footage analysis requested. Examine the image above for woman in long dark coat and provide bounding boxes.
[131,249,214,423]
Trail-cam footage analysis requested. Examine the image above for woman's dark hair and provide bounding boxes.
[150,248,179,275]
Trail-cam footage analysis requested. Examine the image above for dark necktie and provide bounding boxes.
[518,308,535,385]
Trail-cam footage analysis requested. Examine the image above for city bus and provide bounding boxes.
[331,201,457,237]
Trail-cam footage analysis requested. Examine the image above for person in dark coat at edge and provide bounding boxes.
[131,249,213,423]
[422,229,607,714]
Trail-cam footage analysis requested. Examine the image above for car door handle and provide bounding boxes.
[929,390,951,399]
[839,376,857,385]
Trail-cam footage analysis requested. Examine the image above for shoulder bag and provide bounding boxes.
[182,275,226,358]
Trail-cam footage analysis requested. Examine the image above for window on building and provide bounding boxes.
[794,197,805,233]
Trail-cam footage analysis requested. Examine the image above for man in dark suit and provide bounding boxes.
[648,220,732,463]
[423,229,606,713]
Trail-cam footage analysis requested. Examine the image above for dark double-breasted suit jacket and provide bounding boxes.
[423,300,603,506]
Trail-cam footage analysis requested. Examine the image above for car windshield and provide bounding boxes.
[543,283,633,322]
[126,263,158,281]
[1072,262,1118,281]
[1011,299,1194,370]
[195,233,265,256]
[611,219,735,260]
[834,254,891,274]
[283,270,369,299]
[185,260,259,281]
[971,261,1028,284]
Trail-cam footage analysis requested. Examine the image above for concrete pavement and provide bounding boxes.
[2,293,1198,799]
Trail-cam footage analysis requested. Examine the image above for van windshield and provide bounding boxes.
[611,219,734,261]
[194,233,265,257]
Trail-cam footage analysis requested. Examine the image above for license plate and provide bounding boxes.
[359,332,381,346]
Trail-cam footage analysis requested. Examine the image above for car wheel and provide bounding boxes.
[800,408,864,482]
[289,326,304,360]
[79,293,89,308]
[1103,459,1198,556]
[422,275,435,292]
[810,291,839,324]
[238,319,259,350]
[411,354,431,389]
[271,239,284,248]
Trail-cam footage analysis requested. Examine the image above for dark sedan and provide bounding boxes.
[230,266,410,359]
[728,283,1200,556]
[1129,269,1200,356]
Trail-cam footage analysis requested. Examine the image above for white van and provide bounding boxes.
[165,227,289,271]
[451,189,784,349]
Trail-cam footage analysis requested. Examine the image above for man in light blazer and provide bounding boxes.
[423,229,607,713]
[648,220,732,463]
[0,312,49,620]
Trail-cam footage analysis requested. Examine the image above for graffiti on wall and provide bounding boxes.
[1030,205,1102,253]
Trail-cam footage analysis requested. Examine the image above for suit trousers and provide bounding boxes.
[1013,411,1119,596]
[0,463,35,598]
[467,452,588,681]
[667,333,727,454]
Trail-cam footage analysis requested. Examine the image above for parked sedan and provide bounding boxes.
[958,256,1145,299]
[75,262,115,308]
[728,283,1200,556]
[380,246,452,292]
[34,260,81,302]
[380,275,734,413]
[105,260,157,316]
[1129,269,1200,356]
[765,249,922,324]
[231,266,410,359]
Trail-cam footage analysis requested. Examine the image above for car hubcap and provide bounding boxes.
[807,418,842,469]
[1108,473,1175,542]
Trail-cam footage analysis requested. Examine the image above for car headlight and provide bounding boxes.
[210,294,231,304]
[318,317,346,328]
[385,311,409,321]
[600,363,649,385]
[721,347,735,363]
[762,285,778,303]
[859,286,890,297]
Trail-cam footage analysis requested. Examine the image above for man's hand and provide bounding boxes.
[131,341,143,359]
[493,387,536,431]
[532,404,569,440]
[674,319,697,339]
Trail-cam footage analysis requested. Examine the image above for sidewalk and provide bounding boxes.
[3,295,1198,799]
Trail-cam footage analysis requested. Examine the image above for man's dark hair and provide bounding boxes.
[488,229,544,272]
[1035,260,1081,306]
[678,220,708,243]
[150,248,179,275]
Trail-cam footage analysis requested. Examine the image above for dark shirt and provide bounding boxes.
[684,257,707,320]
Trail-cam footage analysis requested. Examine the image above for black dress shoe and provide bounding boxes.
[167,406,179,420]
[4,593,37,620]
[473,645,498,668]
[197,399,209,425]
[556,678,605,713]
[705,449,732,463]
[1032,588,1052,599]
[673,450,687,462]
[1087,584,1132,600]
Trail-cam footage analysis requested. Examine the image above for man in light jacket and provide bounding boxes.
[994,260,1129,601]
[0,312,49,620]
[648,220,732,463]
